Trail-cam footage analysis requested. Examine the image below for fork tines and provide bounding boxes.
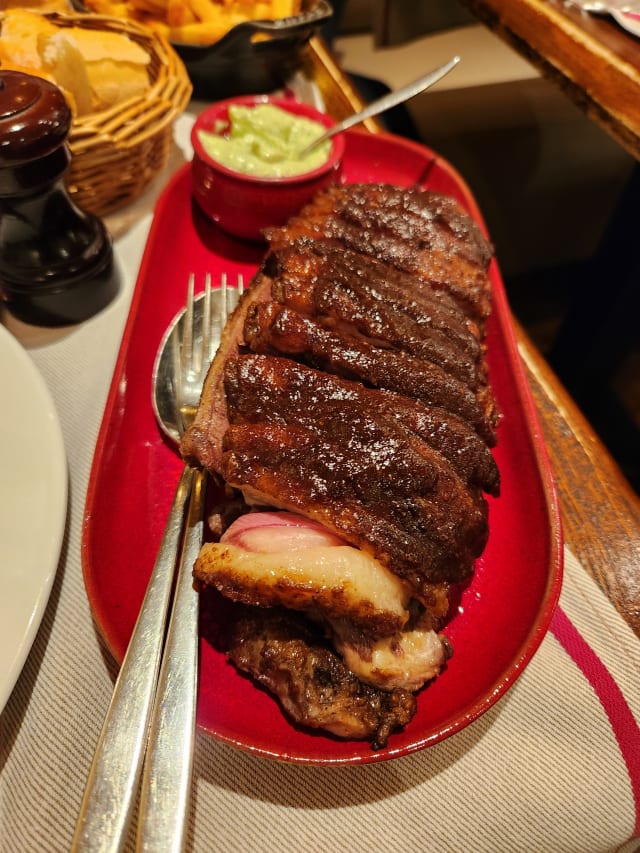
[184,272,245,379]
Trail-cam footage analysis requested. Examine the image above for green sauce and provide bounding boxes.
[197,103,332,178]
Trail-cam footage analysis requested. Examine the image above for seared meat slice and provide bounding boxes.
[266,239,484,354]
[275,281,480,388]
[224,354,500,493]
[265,183,493,323]
[227,606,418,749]
[244,302,496,443]
[328,610,451,692]
[268,244,484,387]
[221,420,489,592]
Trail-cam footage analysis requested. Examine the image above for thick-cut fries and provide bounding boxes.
[82,0,303,45]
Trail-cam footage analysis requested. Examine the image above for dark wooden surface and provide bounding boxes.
[457,0,640,161]
[518,323,640,636]
[305,36,640,638]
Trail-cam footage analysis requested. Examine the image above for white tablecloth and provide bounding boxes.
[1,114,639,853]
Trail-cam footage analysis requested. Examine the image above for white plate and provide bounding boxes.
[568,1,640,36]
[0,325,67,713]
[610,8,640,36]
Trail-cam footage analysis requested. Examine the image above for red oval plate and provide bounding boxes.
[82,129,563,765]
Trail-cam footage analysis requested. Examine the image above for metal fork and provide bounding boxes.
[72,273,244,853]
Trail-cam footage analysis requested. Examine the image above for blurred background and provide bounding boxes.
[324,0,640,493]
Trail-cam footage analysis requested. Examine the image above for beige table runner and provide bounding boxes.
[1,114,639,853]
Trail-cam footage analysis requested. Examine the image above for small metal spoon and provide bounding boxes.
[153,288,228,445]
[300,55,461,156]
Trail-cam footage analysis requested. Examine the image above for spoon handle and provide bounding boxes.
[71,466,194,853]
[136,470,207,852]
[307,55,460,151]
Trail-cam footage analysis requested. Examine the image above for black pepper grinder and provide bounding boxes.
[0,70,119,326]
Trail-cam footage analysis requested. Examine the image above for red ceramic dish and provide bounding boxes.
[191,95,344,241]
[82,129,563,765]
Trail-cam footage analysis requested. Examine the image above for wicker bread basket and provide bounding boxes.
[44,13,192,216]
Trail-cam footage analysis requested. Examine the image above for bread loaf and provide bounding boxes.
[0,9,150,115]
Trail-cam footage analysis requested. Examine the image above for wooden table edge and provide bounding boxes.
[518,323,640,635]
[458,0,640,162]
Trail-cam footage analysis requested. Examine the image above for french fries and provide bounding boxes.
[0,1,73,10]
[82,0,303,45]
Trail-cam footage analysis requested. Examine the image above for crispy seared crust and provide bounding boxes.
[265,184,494,323]
[194,540,411,635]
[225,354,500,495]
[227,606,418,749]
[244,300,496,443]
[268,240,484,384]
[181,183,499,594]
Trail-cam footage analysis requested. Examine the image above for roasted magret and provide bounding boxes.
[182,182,500,748]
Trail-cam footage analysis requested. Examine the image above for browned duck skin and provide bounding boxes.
[265,183,494,324]
[227,606,418,750]
[224,353,500,494]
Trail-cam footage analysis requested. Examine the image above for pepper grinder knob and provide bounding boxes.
[0,70,119,327]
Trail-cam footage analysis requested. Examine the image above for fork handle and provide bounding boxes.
[136,469,207,852]
[72,465,195,853]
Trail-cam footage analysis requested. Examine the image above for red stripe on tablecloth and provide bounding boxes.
[551,606,640,835]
